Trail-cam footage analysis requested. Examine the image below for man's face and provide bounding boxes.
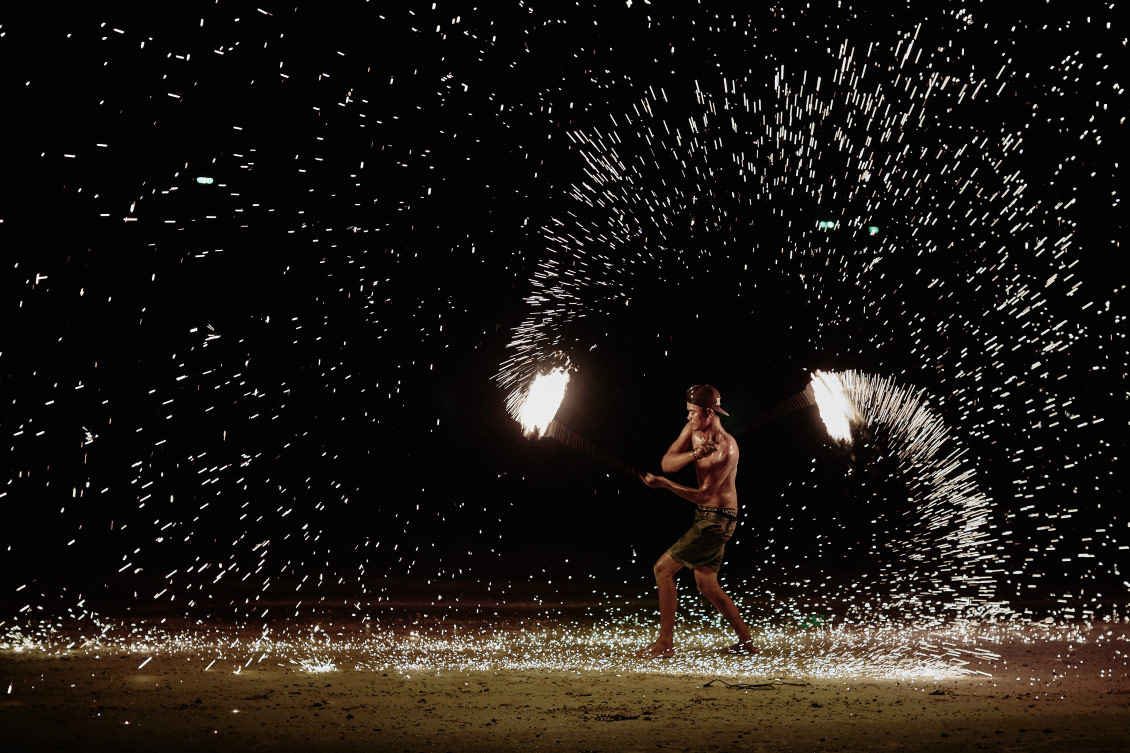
[686,402,712,430]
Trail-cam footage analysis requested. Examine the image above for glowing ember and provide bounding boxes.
[515,368,570,437]
[298,658,338,673]
[811,370,860,444]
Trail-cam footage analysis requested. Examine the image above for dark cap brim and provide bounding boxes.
[690,400,729,416]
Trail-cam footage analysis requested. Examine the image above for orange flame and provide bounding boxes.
[517,368,570,438]
[811,369,860,444]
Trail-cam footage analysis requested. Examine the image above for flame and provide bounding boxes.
[517,368,570,437]
[811,369,860,444]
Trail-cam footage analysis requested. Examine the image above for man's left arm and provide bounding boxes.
[643,445,736,504]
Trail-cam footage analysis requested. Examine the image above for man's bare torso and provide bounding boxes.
[692,429,739,510]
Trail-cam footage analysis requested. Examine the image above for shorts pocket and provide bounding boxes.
[706,520,736,540]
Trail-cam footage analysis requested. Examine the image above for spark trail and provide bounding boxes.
[498,7,1123,623]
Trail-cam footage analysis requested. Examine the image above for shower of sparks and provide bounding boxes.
[810,370,860,444]
[511,367,571,438]
[298,658,338,673]
[794,370,1003,617]
[2,3,1124,683]
[4,609,1126,682]
[491,6,1123,630]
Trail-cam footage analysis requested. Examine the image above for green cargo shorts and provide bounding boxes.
[667,505,738,573]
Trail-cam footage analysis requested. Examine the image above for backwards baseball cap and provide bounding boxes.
[686,384,729,416]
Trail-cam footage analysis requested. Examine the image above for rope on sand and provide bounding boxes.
[704,678,811,690]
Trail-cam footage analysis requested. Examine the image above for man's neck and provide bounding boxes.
[700,420,724,442]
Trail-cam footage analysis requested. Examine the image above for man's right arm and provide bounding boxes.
[660,422,696,473]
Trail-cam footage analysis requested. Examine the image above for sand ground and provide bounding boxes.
[3,617,1128,752]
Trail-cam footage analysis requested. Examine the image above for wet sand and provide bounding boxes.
[3,611,1127,752]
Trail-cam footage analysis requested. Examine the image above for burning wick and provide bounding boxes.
[810,369,860,444]
[517,368,570,438]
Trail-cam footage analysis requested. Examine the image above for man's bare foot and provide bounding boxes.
[634,641,675,658]
[723,639,759,656]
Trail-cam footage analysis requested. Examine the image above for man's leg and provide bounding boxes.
[693,566,755,650]
[635,552,683,657]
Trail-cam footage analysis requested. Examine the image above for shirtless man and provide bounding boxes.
[637,384,755,657]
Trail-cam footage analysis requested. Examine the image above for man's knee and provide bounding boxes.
[696,580,720,597]
[694,568,721,595]
[654,554,680,580]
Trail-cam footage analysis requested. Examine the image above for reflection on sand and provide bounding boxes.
[8,604,1120,682]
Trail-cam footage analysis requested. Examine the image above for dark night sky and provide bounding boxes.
[0,2,1124,619]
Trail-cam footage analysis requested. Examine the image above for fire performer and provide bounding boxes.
[637,384,756,657]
